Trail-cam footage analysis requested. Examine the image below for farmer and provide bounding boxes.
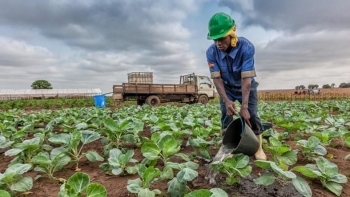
[206,12,266,160]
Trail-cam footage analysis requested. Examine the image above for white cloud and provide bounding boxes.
[255,30,350,71]
[0,0,206,93]
[253,29,350,89]
[256,64,350,90]
[0,37,56,67]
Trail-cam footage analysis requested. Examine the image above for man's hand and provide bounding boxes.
[240,107,251,127]
[224,99,236,116]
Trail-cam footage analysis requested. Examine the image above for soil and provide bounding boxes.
[0,123,350,197]
[1,108,350,197]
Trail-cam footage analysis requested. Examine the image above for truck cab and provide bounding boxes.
[180,73,216,103]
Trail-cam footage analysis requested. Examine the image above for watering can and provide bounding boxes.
[222,114,259,156]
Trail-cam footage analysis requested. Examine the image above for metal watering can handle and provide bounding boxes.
[222,113,245,134]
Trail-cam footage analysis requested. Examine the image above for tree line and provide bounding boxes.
[29,80,350,90]
[295,82,350,90]
[338,83,350,88]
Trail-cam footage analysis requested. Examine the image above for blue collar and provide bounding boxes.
[218,44,239,60]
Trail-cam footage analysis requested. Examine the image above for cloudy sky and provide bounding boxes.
[1,0,349,93]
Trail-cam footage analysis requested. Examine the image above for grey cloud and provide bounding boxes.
[0,0,202,93]
[218,0,350,32]
[254,30,350,72]
[74,49,196,76]
[215,0,350,88]
[256,65,350,89]
[76,52,138,72]
[0,0,192,51]
[0,38,119,91]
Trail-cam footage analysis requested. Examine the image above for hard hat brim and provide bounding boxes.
[207,29,230,40]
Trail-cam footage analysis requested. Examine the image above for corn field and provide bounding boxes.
[258,93,350,101]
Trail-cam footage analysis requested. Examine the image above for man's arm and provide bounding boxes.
[241,77,251,110]
[241,41,256,108]
[213,78,230,103]
[206,47,229,103]
[240,41,256,122]
[206,47,236,115]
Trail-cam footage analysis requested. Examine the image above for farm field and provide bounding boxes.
[258,88,350,101]
[258,87,350,94]
[0,98,350,197]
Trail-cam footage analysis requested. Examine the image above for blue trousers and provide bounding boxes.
[220,82,264,135]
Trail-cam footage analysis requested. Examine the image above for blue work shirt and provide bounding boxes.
[206,37,258,89]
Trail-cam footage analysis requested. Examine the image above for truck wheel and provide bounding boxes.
[146,95,160,107]
[198,95,209,104]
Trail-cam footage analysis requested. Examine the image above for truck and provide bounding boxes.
[112,73,216,106]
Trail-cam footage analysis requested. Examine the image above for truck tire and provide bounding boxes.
[146,95,160,107]
[198,95,209,104]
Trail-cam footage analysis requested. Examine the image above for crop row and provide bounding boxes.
[0,97,219,110]
[0,97,122,110]
[1,93,349,111]
[258,93,350,101]
[0,100,349,196]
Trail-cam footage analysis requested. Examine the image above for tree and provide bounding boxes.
[295,86,300,90]
[308,84,319,89]
[299,85,306,89]
[31,80,53,89]
[308,84,314,89]
[322,84,331,89]
[331,83,335,88]
[339,83,350,88]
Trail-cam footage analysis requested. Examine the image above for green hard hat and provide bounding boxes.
[207,12,235,40]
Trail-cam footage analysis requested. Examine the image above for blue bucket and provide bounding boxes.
[93,95,106,108]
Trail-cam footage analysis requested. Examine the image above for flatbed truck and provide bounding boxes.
[112,73,216,106]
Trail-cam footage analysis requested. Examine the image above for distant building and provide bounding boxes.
[0,89,102,100]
